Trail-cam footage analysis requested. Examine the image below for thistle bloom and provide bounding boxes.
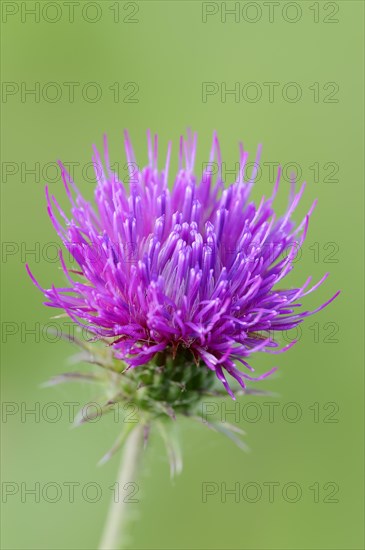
[27,130,339,400]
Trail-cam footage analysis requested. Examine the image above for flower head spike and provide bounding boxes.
[28,130,339,419]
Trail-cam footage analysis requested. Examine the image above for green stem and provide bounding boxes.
[99,424,144,550]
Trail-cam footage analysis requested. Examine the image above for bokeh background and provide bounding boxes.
[1,1,364,548]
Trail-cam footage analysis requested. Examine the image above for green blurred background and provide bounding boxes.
[1,1,364,548]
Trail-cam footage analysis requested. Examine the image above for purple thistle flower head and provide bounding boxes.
[27,130,339,404]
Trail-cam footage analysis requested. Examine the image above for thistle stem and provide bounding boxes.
[99,424,144,550]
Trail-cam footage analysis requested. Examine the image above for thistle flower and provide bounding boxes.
[27,130,339,409]
[27,131,340,549]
